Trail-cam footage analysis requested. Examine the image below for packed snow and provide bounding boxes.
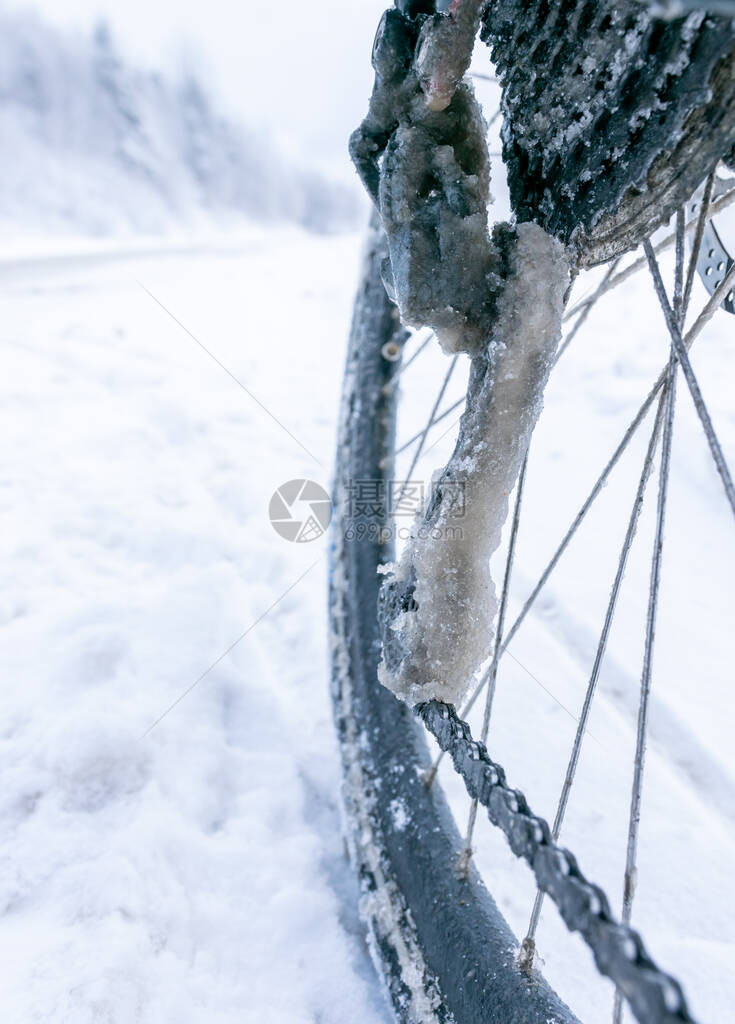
[0,228,392,1024]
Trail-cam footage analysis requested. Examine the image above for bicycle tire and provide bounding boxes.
[330,217,579,1024]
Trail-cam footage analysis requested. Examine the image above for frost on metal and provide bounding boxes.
[379,224,569,706]
[350,1,502,356]
[480,0,735,262]
[379,86,498,356]
[350,6,570,707]
[415,0,486,112]
[330,343,446,1023]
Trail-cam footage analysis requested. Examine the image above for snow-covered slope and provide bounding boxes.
[0,11,358,241]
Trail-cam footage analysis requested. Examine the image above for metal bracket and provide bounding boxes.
[689,176,735,315]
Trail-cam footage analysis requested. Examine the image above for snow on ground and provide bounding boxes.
[0,228,390,1023]
[1,212,734,1024]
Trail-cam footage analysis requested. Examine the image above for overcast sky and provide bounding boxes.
[4,0,387,174]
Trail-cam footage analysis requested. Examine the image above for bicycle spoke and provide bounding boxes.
[519,386,668,973]
[480,451,528,742]
[610,226,686,1023]
[418,409,464,466]
[612,340,679,1024]
[459,450,528,869]
[682,173,715,318]
[486,106,502,129]
[397,355,459,508]
[518,219,686,982]
[555,257,621,364]
[645,240,735,519]
[673,208,686,321]
[394,395,464,457]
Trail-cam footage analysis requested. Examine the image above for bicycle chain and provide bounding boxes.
[418,700,698,1024]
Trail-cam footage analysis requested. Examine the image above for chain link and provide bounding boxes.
[418,700,697,1024]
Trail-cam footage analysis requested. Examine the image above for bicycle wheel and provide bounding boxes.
[330,4,735,1022]
[330,216,579,1024]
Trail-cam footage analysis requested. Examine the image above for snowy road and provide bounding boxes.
[0,224,733,1023]
[0,228,390,1023]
